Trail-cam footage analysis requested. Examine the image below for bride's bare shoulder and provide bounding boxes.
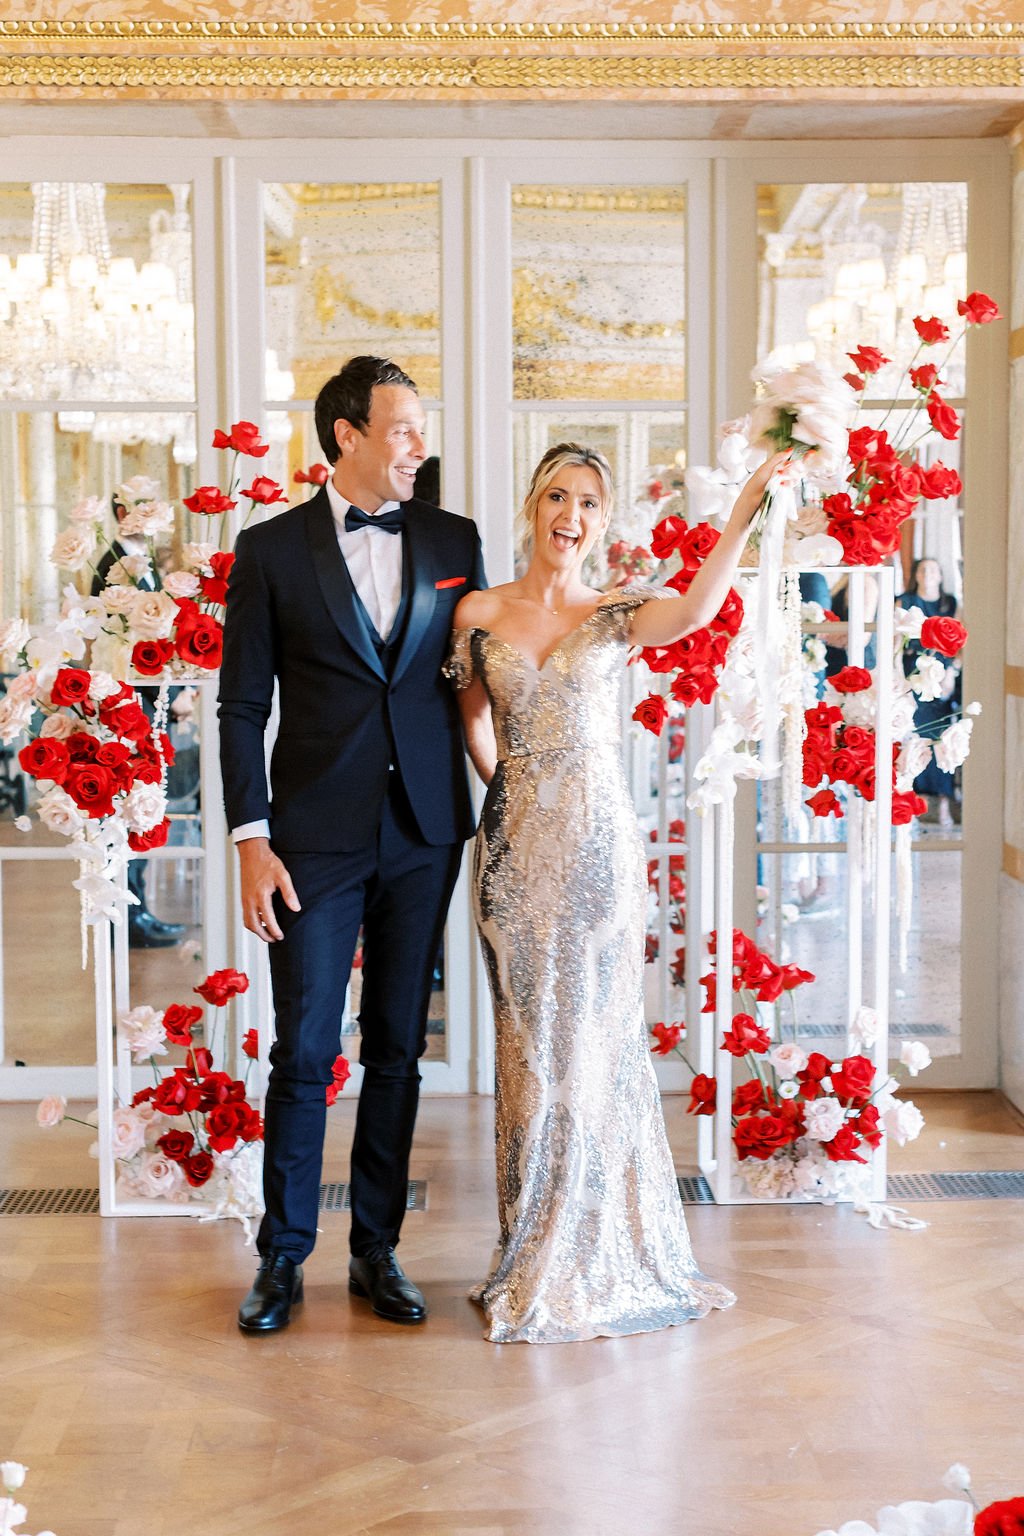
[454,583,518,630]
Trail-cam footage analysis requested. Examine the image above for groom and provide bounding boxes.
[219,356,486,1333]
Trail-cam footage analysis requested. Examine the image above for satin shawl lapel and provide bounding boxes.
[391,507,438,686]
[304,491,387,682]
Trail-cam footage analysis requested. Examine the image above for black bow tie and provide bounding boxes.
[344,503,405,535]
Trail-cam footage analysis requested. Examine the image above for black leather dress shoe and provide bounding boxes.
[349,1249,426,1324]
[128,911,187,949]
[238,1254,304,1334]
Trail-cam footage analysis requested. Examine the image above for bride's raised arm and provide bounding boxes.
[630,449,792,649]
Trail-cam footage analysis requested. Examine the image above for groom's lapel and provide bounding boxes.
[391,505,438,687]
[304,491,387,682]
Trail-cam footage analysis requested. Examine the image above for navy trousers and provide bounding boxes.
[258,777,463,1262]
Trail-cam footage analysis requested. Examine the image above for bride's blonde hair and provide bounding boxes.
[518,442,614,550]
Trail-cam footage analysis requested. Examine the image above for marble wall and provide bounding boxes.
[1001,137,1024,1115]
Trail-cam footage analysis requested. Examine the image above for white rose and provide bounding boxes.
[119,474,161,503]
[129,589,178,641]
[122,782,167,834]
[890,687,919,739]
[110,1106,149,1159]
[882,1098,925,1147]
[68,494,105,524]
[87,670,122,703]
[941,1465,972,1494]
[110,554,154,584]
[37,786,87,837]
[849,1006,879,1048]
[0,695,34,744]
[181,541,217,574]
[769,1042,808,1079]
[934,718,973,774]
[117,1004,167,1061]
[894,605,926,641]
[910,654,948,702]
[137,1151,185,1200]
[803,1096,847,1143]
[899,1041,932,1077]
[162,570,202,600]
[90,631,132,680]
[36,1094,68,1128]
[0,1463,27,1492]
[119,500,175,538]
[39,712,74,741]
[49,525,97,572]
[896,735,933,791]
[0,617,29,660]
[101,586,137,618]
[801,601,825,624]
[965,700,982,718]
[6,669,38,702]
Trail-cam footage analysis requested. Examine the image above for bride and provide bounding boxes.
[446,441,786,1344]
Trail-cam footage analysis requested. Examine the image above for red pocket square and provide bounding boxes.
[435,576,466,589]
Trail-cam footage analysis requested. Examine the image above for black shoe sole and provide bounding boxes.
[348,1275,426,1324]
[237,1280,304,1334]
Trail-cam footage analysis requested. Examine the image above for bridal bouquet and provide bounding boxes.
[47,418,287,682]
[652,927,930,1202]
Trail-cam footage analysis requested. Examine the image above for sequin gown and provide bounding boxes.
[445,590,736,1344]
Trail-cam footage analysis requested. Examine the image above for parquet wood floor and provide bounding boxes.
[2,1092,1023,1536]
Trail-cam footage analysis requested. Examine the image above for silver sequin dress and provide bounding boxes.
[446,590,736,1344]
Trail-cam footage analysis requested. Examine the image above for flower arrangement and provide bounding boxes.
[0,1462,56,1536]
[811,1464,1024,1536]
[651,927,930,1202]
[37,965,352,1221]
[46,418,287,682]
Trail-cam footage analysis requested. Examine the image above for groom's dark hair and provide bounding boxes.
[315,355,418,463]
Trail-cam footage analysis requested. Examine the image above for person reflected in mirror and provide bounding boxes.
[897,556,961,831]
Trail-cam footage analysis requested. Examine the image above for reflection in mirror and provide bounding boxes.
[0,182,195,404]
[263,409,443,510]
[757,181,968,398]
[262,182,441,403]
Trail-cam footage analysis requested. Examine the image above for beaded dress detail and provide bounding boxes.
[446,590,735,1344]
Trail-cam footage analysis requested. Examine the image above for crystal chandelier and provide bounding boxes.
[0,182,196,434]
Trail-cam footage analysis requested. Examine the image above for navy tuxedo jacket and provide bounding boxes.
[217,488,486,852]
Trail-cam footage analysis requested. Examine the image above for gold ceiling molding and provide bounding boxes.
[514,188,686,214]
[285,182,439,205]
[2,21,1024,98]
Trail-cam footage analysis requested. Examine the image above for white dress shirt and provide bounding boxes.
[231,479,406,844]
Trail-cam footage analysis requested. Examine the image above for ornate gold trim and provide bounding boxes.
[4,55,1024,93]
[3,22,1024,42]
[514,188,687,214]
[1005,843,1024,884]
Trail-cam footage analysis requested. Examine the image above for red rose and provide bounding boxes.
[128,819,171,853]
[926,393,960,441]
[66,731,100,762]
[806,788,843,819]
[830,1054,875,1105]
[917,461,962,501]
[650,1021,684,1056]
[189,1046,214,1078]
[183,1151,215,1187]
[956,290,1001,325]
[199,550,235,607]
[975,1499,1024,1536]
[649,515,689,561]
[722,1013,771,1057]
[823,1125,867,1163]
[241,475,288,507]
[842,372,865,392]
[912,315,950,344]
[294,463,330,485]
[700,971,717,1014]
[669,667,721,708]
[101,700,151,743]
[677,522,721,572]
[162,1003,203,1047]
[778,964,815,992]
[806,702,844,733]
[18,737,69,783]
[156,1128,194,1163]
[732,1079,770,1117]
[853,1104,883,1149]
[734,1111,799,1162]
[920,615,967,656]
[710,586,744,638]
[909,363,939,392]
[195,967,250,1006]
[63,762,117,818]
[212,420,269,457]
[131,638,176,677]
[50,667,92,707]
[891,791,928,826]
[183,485,237,516]
[830,666,873,694]
[847,345,889,374]
[197,1070,246,1111]
[326,1053,351,1105]
[687,1074,717,1116]
[205,1102,249,1153]
[175,612,223,670]
[632,694,669,737]
[796,1052,833,1100]
[242,1027,259,1060]
[847,426,894,467]
[152,1073,202,1116]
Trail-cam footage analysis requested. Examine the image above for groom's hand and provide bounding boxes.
[237,838,301,943]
